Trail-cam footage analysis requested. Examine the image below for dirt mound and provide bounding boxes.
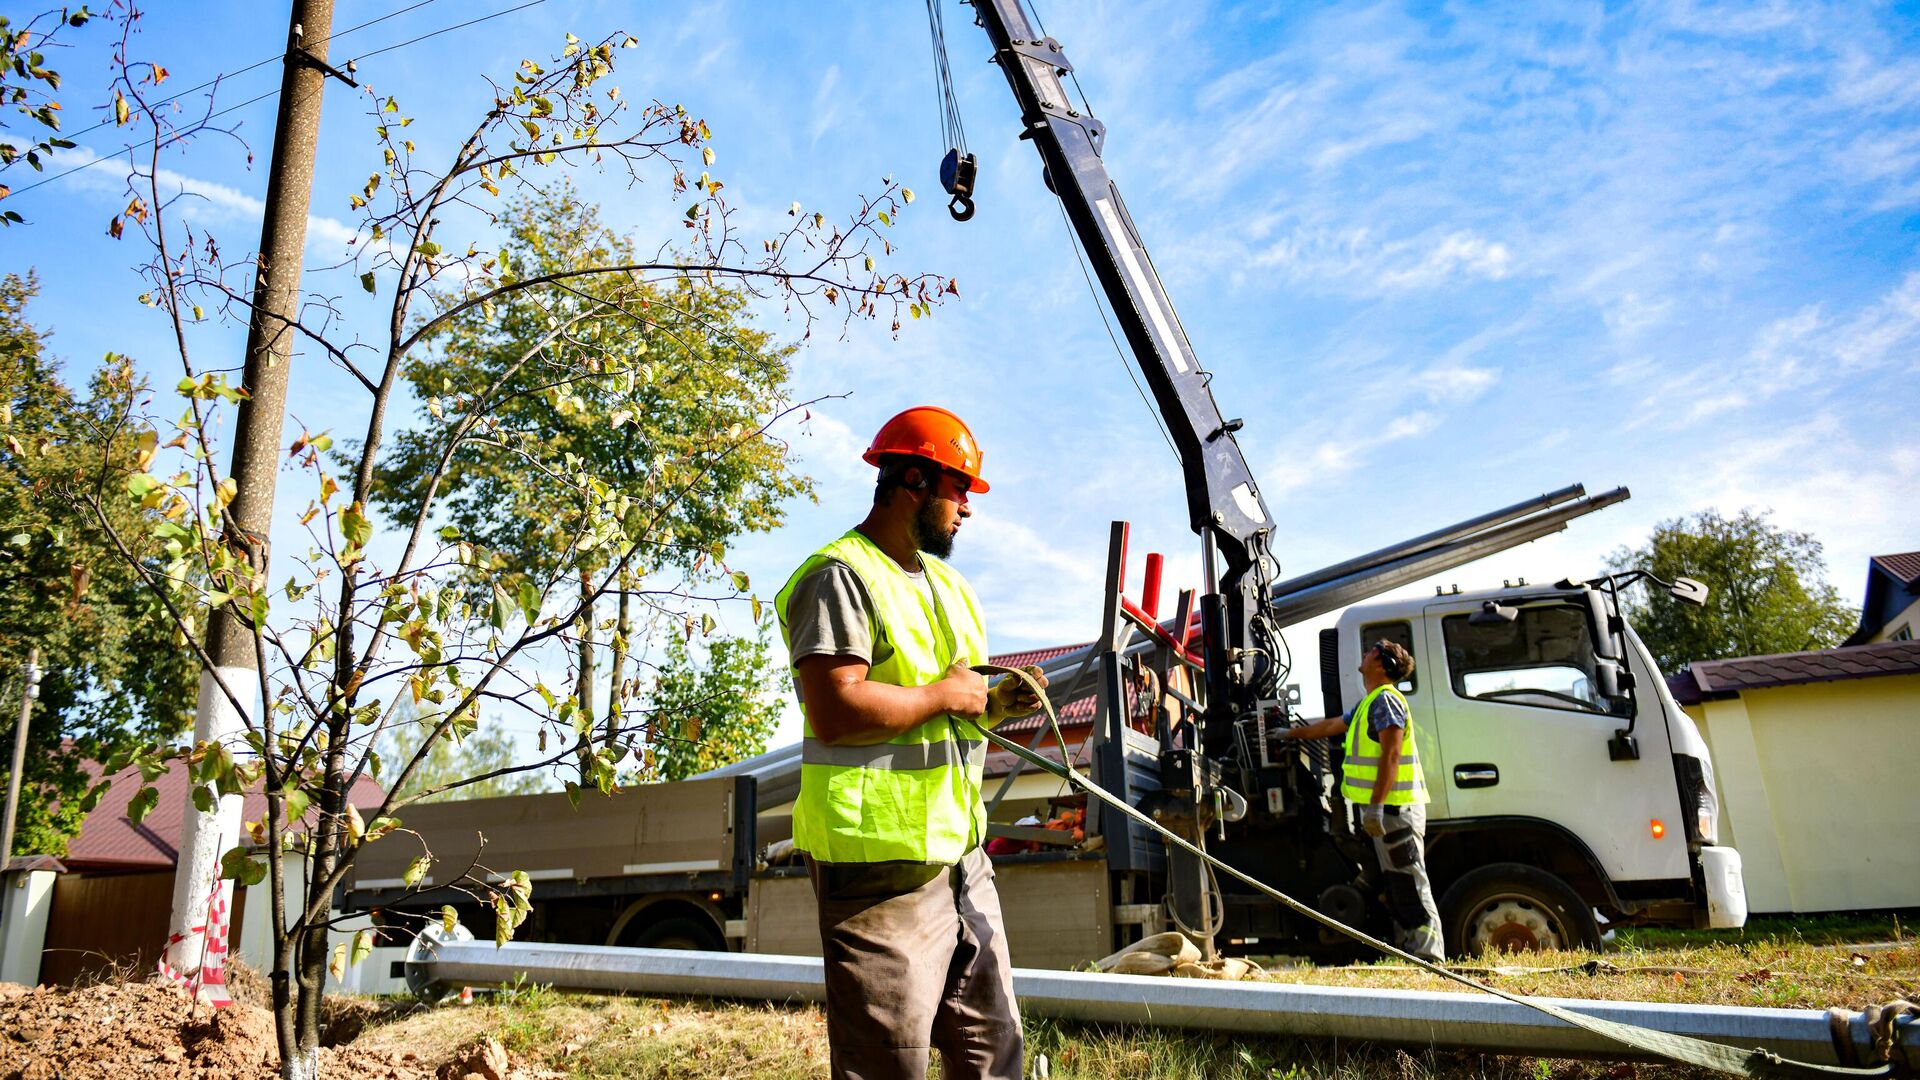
[1,979,549,1080]
[1,980,276,1079]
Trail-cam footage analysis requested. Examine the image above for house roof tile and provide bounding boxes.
[62,759,386,873]
[1666,639,1920,705]
[1871,551,1920,590]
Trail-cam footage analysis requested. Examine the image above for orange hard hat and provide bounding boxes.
[862,405,990,493]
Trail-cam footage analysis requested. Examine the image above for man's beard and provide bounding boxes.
[912,500,955,559]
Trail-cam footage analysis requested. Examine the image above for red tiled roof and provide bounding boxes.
[1666,639,1920,705]
[1872,551,1920,589]
[990,642,1090,668]
[989,643,1096,736]
[63,759,386,873]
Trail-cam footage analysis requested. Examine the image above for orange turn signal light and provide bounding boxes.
[1650,819,1666,839]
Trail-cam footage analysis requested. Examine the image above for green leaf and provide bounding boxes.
[700,612,716,637]
[442,905,459,934]
[729,570,750,591]
[563,782,582,809]
[191,784,214,813]
[78,779,110,813]
[281,787,311,824]
[220,845,267,886]
[403,855,432,888]
[360,271,376,294]
[341,501,373,548]
[126,785,159,825]
[493,895,513,947]
[350,929,374,968]
[417,240,441,258]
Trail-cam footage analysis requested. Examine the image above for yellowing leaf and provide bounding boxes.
[215,478,238,509]
[702,146,715,167]
[341,501,372,548]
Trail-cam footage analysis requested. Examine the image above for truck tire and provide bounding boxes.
[629,915,725,952]
[1440,863,1601,956]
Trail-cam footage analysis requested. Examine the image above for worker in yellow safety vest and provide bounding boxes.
[1278,638,1444,961]
[774,405,1048,1080]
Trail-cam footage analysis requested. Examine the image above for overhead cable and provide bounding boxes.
[7,0,549,201]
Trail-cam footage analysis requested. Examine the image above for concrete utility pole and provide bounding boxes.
[166,0,341,993]
[1,648,43,867]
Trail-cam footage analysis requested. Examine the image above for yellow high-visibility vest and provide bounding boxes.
[1340,684,1429,806]
[775,529,990,864]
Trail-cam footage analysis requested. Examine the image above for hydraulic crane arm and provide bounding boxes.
[968,0,1278,745]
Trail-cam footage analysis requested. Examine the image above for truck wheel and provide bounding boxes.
[1440,863,1601,956]
[629,915,725,952]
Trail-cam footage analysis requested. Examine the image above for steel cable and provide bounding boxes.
[974,661,1906,1080]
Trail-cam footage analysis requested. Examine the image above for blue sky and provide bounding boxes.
[9,0,1919,750]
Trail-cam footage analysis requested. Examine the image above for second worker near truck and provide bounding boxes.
[1279,639,1446,962]
[774,406,1048,1080]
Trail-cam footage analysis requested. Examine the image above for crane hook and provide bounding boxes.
[941,148,978,223]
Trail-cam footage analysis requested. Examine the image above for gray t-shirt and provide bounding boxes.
[785,561,937,703]
[1346,687,1409,739]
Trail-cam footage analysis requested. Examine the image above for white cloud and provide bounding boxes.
[50,146,372,262]
[808,64,842,147]
[1376,232,1513,289]
[1415,364,1498,405]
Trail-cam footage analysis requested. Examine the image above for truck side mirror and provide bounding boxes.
[1469,600,1518,625]
[1669,577,1710,607]
[1593,658,1622,700]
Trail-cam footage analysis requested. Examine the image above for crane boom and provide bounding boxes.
[968,0,1280,750]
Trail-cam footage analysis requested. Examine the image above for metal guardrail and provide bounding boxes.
[405,932,1918,1067]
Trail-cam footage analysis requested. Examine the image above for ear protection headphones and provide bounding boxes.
[1374,640,1407,680]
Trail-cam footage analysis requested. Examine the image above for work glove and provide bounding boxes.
[1359,803,1387,839]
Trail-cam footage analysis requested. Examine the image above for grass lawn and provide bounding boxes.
[346,917,1918,1079]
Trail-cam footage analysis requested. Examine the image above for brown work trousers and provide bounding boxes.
[808,846,1023,1080]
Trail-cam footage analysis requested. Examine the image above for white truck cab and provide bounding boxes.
[1328,577,1747,953]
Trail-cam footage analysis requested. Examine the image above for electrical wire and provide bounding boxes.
[36,0,448,150]
[6,0,549,201]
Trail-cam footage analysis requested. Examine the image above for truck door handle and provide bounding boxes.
[1454,764,1499,788]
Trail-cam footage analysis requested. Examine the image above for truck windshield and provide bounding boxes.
[1441,604,1607,714]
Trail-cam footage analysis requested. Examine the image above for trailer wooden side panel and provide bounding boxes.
[996,859,1111,969]
[745,859,1113,971]
[747,873,819,957]
[350,778,739,890]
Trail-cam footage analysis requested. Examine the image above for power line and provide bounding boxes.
[336,0,547,66]
[48,0,447,149]
[7,0,549,200]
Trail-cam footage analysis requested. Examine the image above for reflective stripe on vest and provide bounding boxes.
[774,529,990,864]
[1340,684,1429,806]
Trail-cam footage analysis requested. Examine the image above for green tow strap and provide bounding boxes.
[973,663,1900,1079]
